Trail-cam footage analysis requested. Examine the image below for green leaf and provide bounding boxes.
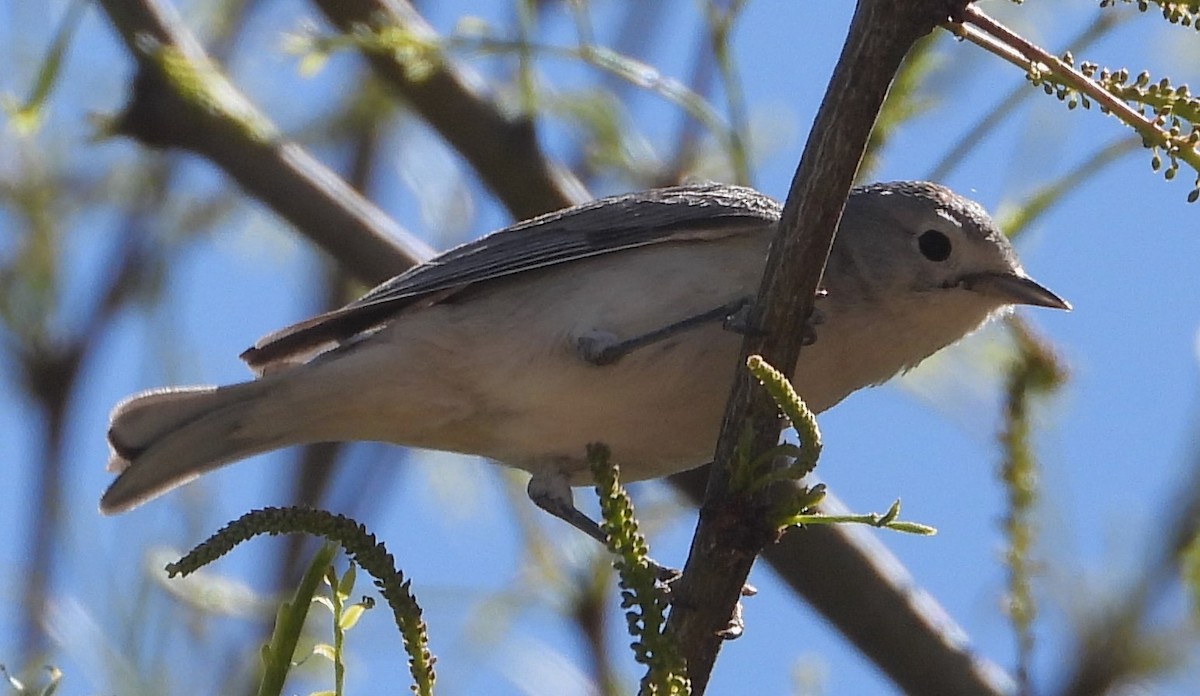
[39,667,63,696]
[1,665,25,692]
[339,603,367,631]
[312,643,337,662]
[886,521,938,536]
[298,51,329,77]
[3,0,88,136]
[337,564,357,600]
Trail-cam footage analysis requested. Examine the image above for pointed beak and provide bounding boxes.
[961,271,1071,311]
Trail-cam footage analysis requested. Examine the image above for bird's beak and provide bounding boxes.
[961,271,1071,311]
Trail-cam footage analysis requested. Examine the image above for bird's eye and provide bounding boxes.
[918,230,952,262]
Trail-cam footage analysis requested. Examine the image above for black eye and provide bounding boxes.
[918,230,952,262]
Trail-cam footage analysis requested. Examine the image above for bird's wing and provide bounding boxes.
[240,183,780,373]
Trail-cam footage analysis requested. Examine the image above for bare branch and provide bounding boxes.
[96,0,432,285]
[309,0,588,218]
[662,1,973,691]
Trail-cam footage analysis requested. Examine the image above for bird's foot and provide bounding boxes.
[645,560,757,641]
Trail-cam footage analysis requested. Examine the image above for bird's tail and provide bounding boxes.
[100,379,295,514]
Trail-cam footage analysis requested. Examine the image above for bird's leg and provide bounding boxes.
[526,471,680,584]
[723,291,828,346]
[576,297,755,366]
[800,304,825,346]
[527,471,755,639]
[577,291,828,366]
[527,471,608,545]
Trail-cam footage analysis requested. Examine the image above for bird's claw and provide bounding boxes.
[716,583,757,640]
[576,330,622,366]
[724,294,827,347]
[722,298,761,336]
[647,560,756,641]
[717,601,746,640]
[801,306,826,346]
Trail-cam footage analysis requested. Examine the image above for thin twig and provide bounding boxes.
[929,11,1125,181]
[953,5,1196,173]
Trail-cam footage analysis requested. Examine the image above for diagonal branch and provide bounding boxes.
[949,5,1200,193]
[661,1,973,691]
[97,0,432,284]
[309,0,588,218]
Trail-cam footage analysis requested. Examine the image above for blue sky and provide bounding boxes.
[2,0,1199,694]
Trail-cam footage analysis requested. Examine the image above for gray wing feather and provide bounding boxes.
[241,183,780,371]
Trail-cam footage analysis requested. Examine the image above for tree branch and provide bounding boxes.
[309,0,588,218]
[669,468,1013,695]
[948,5,1200,188]
[661,1,972,691]
[97,0,432,284]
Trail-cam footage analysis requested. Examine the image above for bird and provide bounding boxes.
[100,181,1069,543]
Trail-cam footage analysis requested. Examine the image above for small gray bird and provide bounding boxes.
[100,182,1069,542]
